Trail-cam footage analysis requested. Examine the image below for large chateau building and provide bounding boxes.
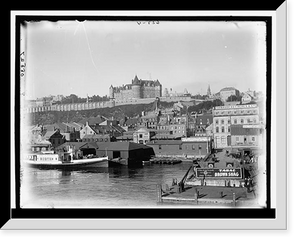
[109,75,162,102]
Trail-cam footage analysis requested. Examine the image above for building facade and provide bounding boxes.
[219,87,240,102]
[147,137,212,158]
[212,104,260,149]
[109,75,162,102]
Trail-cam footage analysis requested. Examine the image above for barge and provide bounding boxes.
[156,149,260,206]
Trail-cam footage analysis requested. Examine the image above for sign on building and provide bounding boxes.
[195,168,242,178]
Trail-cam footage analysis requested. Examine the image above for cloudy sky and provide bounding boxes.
[22,20,267,99]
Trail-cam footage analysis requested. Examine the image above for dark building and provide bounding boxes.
[95,142,155,166]
[43,130,66,148]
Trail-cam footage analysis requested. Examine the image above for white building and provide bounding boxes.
[212,104,260,149]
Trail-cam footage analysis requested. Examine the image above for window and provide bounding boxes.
[221,126,225,133]
[221,119,224,124]
[236,137,239,142]
[247,119,251,123]
[179,145,182,150]
[253,118,257,123]
[192,145,195,150]
[221,136,226,144]
[252,137,256,141]
[216,127,219,133]
[228,119,231,124]
[228,127,231,133]
[241,119,244,124]
[159,145,162,150]
[215,119,219,124]
[234,119,237,124]
[139,134,143,138]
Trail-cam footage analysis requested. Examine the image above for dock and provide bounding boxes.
[156,184,258,207]
[148,158,182,165]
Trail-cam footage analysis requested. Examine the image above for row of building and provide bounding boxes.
[27,100,265,164]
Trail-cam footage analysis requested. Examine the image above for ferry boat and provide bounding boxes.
[24,145,109,169]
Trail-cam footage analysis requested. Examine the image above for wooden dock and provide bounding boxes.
[149,158,182,165]
[156,184,258,207]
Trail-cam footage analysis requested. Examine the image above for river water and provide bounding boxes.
[20,162,192,208]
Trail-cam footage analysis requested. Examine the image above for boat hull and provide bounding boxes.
[24,157,109,169]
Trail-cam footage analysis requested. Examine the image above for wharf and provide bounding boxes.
[158,185,258,207]
[149,158,182,165]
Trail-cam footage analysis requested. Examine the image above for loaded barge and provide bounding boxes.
[156,149,261,207]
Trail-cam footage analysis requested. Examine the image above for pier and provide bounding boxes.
[156,184,257,207]
[149,158,182,165]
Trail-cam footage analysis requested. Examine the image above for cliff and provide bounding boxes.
[27,101,175,125]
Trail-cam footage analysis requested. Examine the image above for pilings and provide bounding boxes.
[156,184,248,206]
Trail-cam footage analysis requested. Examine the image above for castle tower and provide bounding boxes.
[131,75,141,99]
[109,85,114,99]
[154,80,162,98]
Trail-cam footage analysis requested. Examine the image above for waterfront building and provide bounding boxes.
[212,104,260,149]
[147,136,212,159]
[96,142,155,166]
[109,75,162,102]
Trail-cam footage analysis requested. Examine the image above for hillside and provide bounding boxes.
[27,101,176,125]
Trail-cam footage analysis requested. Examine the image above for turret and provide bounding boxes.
[131,75,141,99]
[109,85,114,99]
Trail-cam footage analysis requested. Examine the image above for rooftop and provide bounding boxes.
[220,87,237,92]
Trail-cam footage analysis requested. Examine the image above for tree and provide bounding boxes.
[226,95,241,102]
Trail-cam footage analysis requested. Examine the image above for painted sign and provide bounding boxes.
[195,168,242,178]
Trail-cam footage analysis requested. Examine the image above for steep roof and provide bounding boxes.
[43,130,60,139]
[132,75,140,85]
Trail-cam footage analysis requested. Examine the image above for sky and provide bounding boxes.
[22,20,267,99]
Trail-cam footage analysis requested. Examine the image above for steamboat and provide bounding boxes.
[24,145,108,169]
